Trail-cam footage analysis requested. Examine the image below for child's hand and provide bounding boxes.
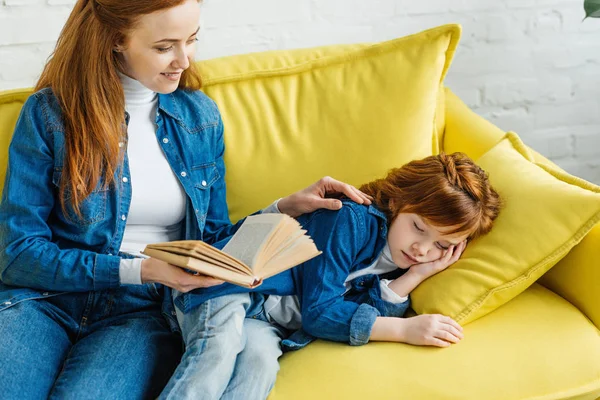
[398,314,464,347]
[409,240,467,279]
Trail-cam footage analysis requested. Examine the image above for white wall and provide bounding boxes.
[1,0,600,184]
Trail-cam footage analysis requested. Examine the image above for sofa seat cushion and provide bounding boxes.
[270,284,600,400]
[198,24,461,222]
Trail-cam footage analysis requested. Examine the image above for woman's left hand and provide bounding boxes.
[277,176,372,218]
[410,240,467,279]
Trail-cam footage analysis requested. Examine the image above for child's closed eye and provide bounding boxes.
[413,222,424,232]
[436,242,449,250]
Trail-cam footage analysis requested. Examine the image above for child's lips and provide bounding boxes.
[402,251,418,263]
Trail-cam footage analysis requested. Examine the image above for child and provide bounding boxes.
[159,152,502,400]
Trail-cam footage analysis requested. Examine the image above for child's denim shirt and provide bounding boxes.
[0,87,241,331]
[182,201,411,350]
[283,202,411,350]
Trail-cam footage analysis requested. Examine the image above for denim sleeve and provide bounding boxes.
[367,285,411,318]
[0,94,121,292]
[200,109,263,245]
[299,206,380,346]
[346,275,411,319]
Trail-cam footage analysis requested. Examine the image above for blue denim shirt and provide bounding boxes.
[0,87,244,330]
[180,201,410,349]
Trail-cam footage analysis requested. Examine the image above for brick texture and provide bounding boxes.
[0,0,598,183]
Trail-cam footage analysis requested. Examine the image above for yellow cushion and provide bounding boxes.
[199,24,461,222]
[270,284,600,400]
[411,132,600,324]
[0,89,30,194]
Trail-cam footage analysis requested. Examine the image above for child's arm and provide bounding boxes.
[387,240,467,297]
[371,241,467,347]
[370,314,463,347]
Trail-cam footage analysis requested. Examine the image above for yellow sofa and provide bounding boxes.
[1,28,599,400]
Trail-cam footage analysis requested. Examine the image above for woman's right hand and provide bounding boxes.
[141,257,224,293]
[398,314,464,347]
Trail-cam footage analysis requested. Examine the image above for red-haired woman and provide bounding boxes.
[166,152,502,400]
[0,0,371,398]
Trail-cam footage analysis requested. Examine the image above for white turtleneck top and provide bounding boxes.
[117,73,280,285]
[118,73,187,284]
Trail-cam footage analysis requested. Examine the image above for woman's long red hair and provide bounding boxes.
[360,152,502,240]
[35,0,202,217]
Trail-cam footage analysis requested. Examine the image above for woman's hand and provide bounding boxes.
[398,314,464,347]
[410,240,467,279]
[141,257,224,293]
[277,176,372,218]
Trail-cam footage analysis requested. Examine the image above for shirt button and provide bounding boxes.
[3,301,11,305]
[121,215,127,221]
[201,180,207,187]
[42,292,49,296]
[163,138,169,144]
[122,177,128,183]
[180,171,187,177]
[118,142,124,148]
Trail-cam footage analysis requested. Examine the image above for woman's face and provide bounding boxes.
[119,0,200,93]
[387,213,469,269]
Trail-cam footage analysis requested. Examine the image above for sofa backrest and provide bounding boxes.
[198,25,458,221]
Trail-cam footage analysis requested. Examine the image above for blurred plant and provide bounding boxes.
[584,0,600,18]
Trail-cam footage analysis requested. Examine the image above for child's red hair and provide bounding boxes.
[360,152,501,240]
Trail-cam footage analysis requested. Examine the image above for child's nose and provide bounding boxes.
[412,242,428,257]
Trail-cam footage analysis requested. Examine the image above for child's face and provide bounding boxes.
[387,213,469,269]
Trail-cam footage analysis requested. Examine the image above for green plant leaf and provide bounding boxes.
[584,0,600,18]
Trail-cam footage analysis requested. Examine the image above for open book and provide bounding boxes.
[141,213,322,288]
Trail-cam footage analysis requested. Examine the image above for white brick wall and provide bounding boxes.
[1,0,599,184]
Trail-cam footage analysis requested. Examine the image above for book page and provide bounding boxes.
[141,248,261,288]
[142,213,320,286]
[221,214,285,270]
[259,237,322,279]
[145,240,250,274]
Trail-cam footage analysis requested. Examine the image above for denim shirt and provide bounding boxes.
[0,87,244,331]
[180,201,410,349]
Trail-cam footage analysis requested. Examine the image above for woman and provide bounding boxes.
[0,0,370,398]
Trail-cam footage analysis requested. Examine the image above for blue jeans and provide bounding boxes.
[160,292,286,400]
[0,284,182,400]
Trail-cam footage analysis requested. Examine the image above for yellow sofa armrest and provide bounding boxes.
[532,143,600,330]
[441,87,505,159]
[527,147,600,329]
[539,223,600,330]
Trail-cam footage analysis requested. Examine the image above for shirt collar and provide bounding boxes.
[157,91,184,122]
